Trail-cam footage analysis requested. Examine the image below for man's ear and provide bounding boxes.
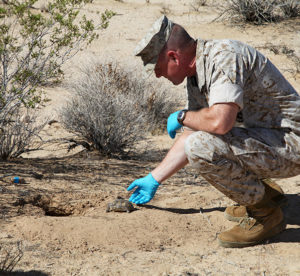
[167,50,180,65]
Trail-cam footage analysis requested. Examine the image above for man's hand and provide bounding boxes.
[127,173,160,204]
[167,110,182,139]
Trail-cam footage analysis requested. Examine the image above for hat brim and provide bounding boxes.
[134,16,174,76]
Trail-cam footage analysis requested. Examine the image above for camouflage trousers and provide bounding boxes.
[184,127,300,206]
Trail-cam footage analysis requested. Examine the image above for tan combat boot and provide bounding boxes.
[218,191,286,248]
[224,179,287,222]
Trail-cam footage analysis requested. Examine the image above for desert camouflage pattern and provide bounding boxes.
[185,129,300,205]
[185,39,300,205]
[187,39,300,133]
[134,15,174,75]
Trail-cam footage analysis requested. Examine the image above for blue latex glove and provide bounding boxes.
[127,173,160,204]
[167,110,182,139]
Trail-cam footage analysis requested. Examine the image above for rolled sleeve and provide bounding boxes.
[209,83,244,109]
[207,48,247,110]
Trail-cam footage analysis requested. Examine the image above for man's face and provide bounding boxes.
[154,50,187,85]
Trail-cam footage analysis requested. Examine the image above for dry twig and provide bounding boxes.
[0,241,23,273]
[199,207,212,226]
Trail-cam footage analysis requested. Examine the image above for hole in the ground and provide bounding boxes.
[14,191,110,217]
[33,195,75,217]
[44,209,73,217]
[14,194,75,217]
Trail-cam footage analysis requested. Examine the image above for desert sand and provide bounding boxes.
[0,0,300,275]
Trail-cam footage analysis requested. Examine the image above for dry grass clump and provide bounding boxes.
[219,0,278,25]
[190,0,208,11]
[217,0,300,25]
[61,61,178,157]
[258,43,300,74]
[0,242,23,274]
[160,5,171,15]
[279,0,300,18]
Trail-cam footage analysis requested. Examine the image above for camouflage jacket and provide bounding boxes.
[186,39,300,134]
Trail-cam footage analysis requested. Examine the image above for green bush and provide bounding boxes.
[0,0,114,159]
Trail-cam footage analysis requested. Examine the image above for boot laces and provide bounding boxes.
[238,207,267,229]
[238,216,256,229]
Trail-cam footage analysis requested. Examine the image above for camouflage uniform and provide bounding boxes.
[184,39,300,205]
[134,16,300,206]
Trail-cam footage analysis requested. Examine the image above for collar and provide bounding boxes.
[195,39,206,91]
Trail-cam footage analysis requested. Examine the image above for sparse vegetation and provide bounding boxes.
[0,110,47,159]
[190,0,208,11]
[0,0,114,160]
[279,0,300,18]
[257,43,300,75]
[217,0,300,25]
[0,1,299,275]
[279,45,300,74]
[160,5,171,15]
[61,61,178,157]
[0,242,23,273]
[218,0,278,25]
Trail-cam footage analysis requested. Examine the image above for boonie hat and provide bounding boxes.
[134,15,174,75]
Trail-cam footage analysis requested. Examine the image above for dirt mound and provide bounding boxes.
[1,154,299,275]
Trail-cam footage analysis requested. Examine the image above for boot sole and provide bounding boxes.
[224,195,288,222]
[218,219,287,248]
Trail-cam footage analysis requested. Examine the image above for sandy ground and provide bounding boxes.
[1,0,300,275]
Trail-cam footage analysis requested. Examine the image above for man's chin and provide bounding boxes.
[171,79,184,85]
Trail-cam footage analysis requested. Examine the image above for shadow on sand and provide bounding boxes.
[0,271,49,276]
[143,193,300,244]
[142,204,226,214]
[270,193,300,244]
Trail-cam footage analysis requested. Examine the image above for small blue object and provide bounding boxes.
[167,110,182,139]
[13,177,20,183]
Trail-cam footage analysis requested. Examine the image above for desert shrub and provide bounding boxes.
[279,0,300,18]
[0,241,23,273]
[0,0,115,159]
[217,0,300,24]
[61,61,179,157]
[219,0,278,25]
[0,110,46,159]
